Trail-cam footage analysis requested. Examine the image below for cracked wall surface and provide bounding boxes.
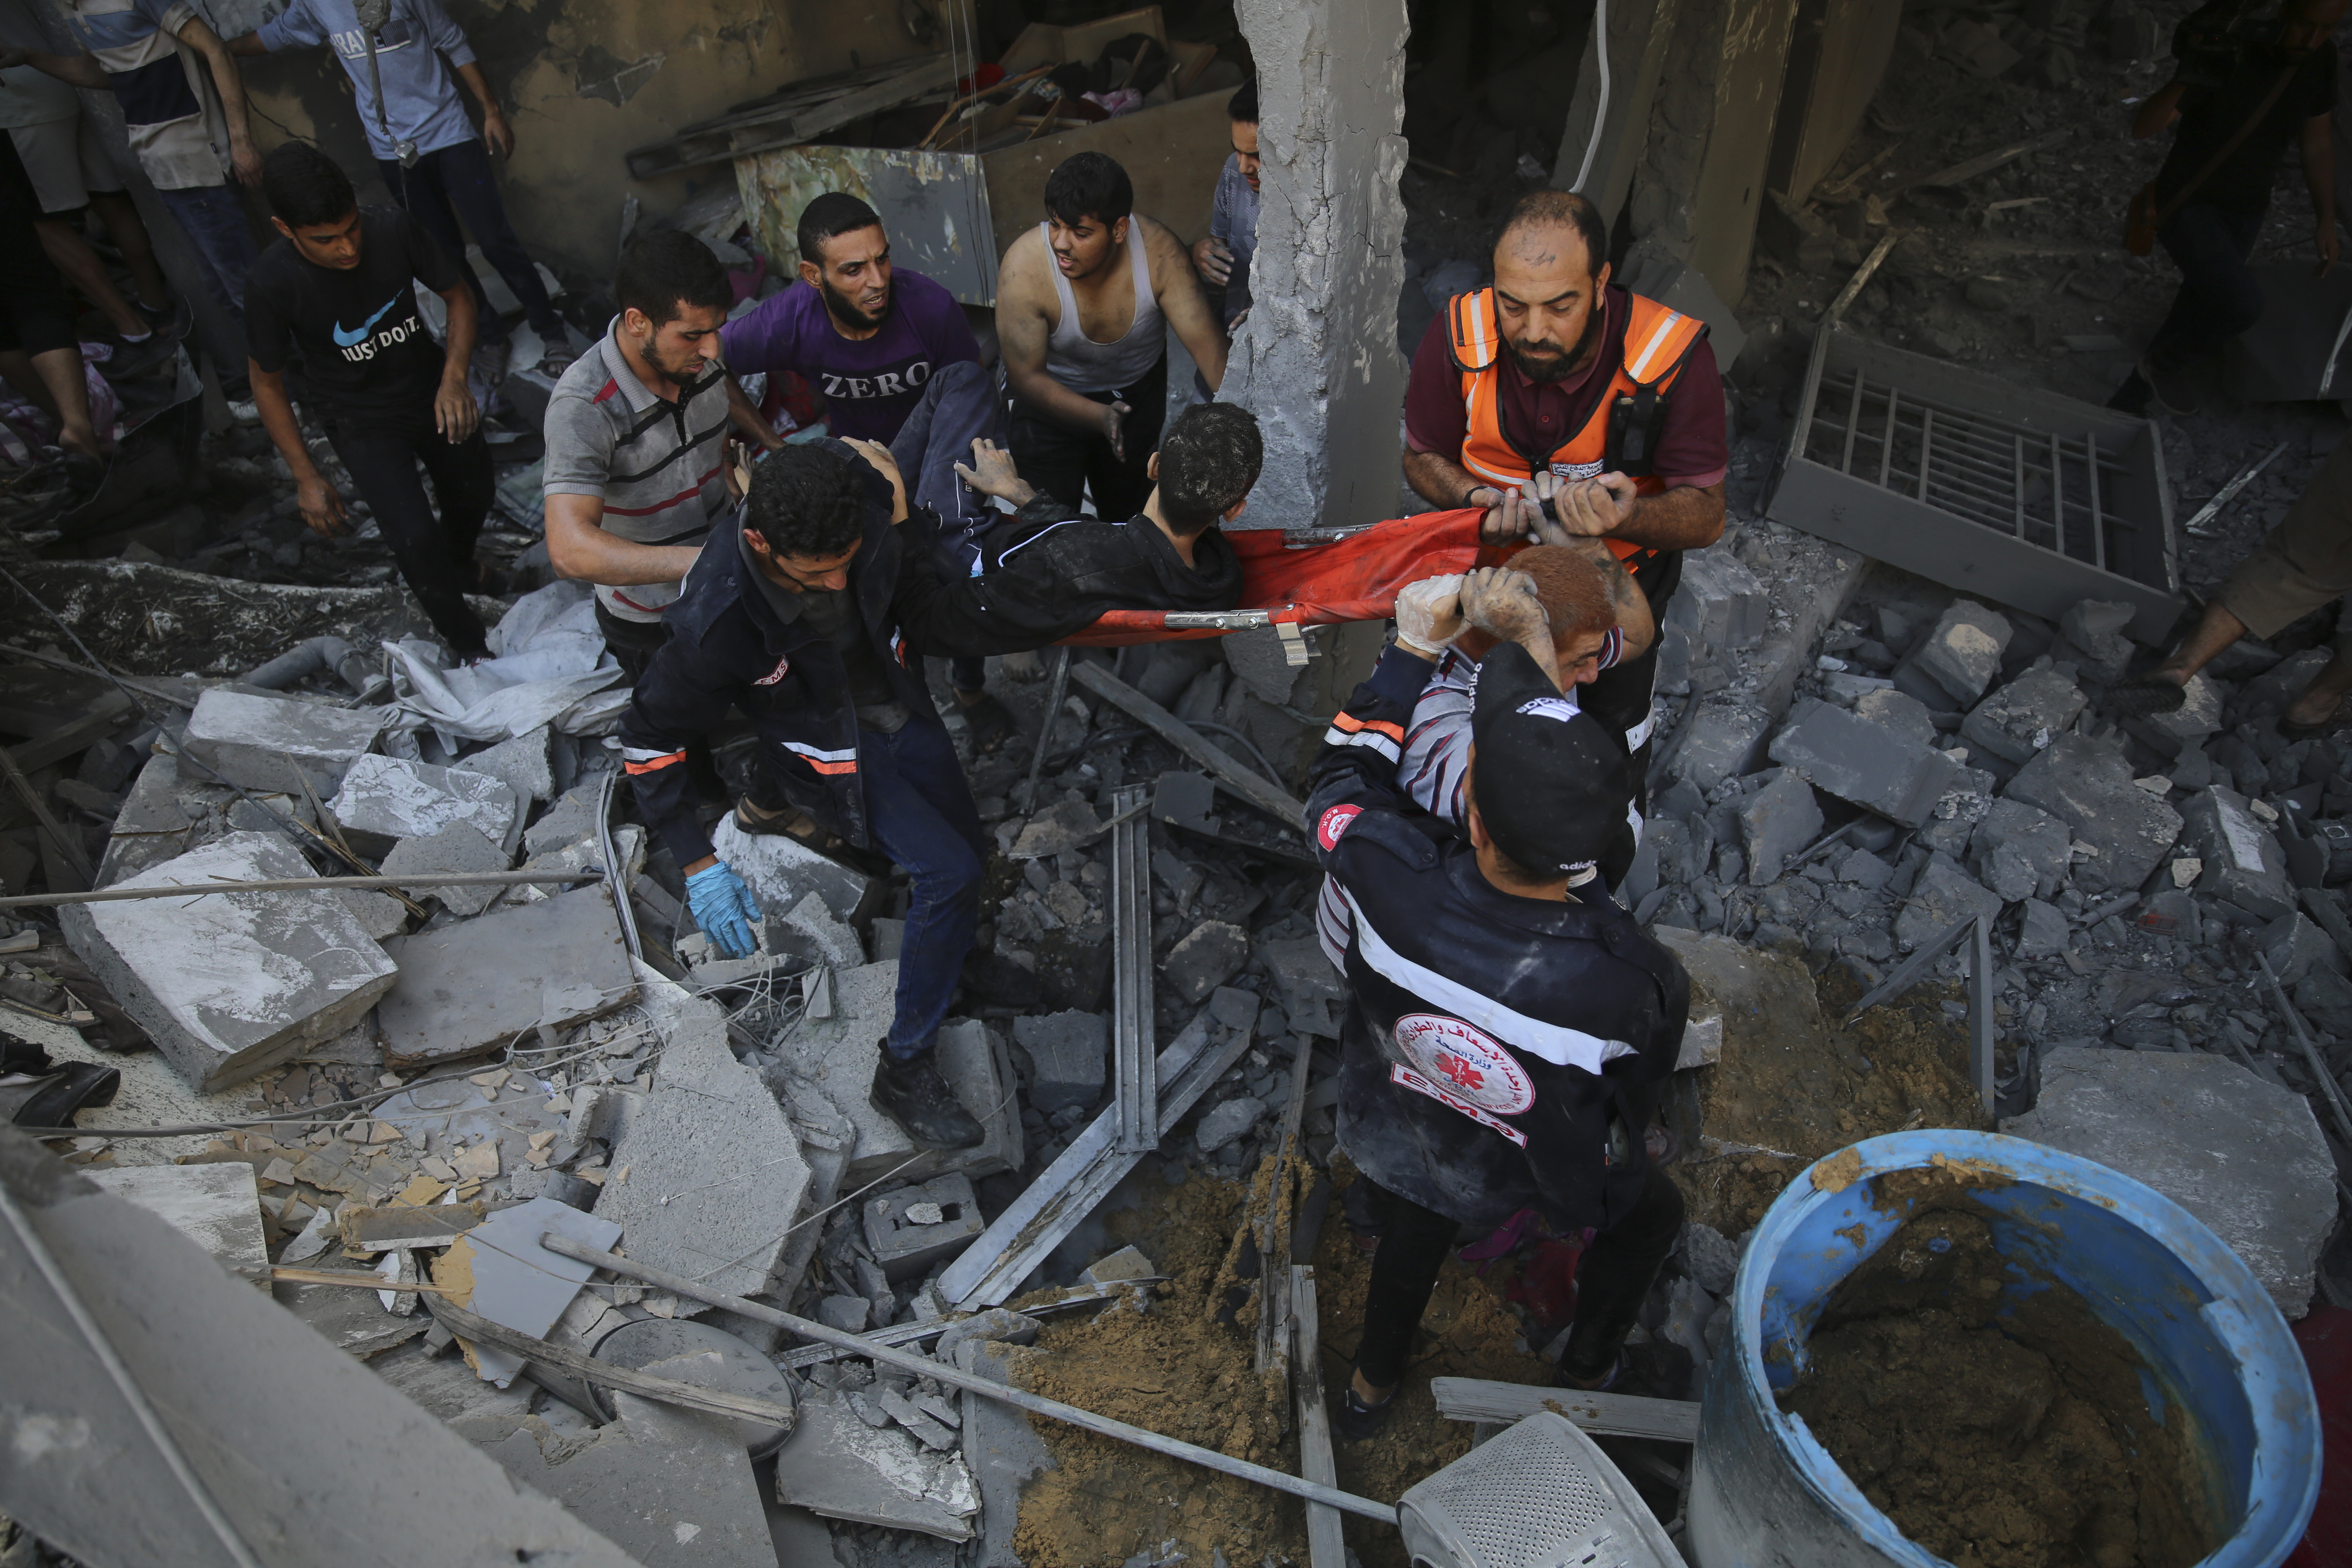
[1224,0,1410,533]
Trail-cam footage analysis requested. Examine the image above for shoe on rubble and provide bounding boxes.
[869,1046,984,1149]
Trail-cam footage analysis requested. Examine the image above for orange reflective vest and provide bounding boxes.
[1445,287,1708,564]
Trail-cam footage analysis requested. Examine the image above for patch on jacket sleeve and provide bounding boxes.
[1317,802,1362,851]
[754,655,792,686]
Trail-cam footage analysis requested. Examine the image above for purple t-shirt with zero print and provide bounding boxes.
[719,267,981,444]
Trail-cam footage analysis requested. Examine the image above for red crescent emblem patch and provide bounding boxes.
[754,655,791,686]
[1318,804,1362,851]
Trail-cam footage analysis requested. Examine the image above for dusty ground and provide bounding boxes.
[1010,1154,1551,1568]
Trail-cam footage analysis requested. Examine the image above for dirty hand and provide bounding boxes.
[229,137,263,188]
[434,372,479,443]
[1101,399,1131,462]
[1192,235,1234,287]
[296,472,349,537]
[1000,648,1047,683]
[953,437,1034,505]
[1552,471,1640,537]
[2320,221,2340,276]
[481,106,514,159]
[1460,566,1548,641]
[1476,486,1540,544]
[685,859,763,959]
[1393,572,1467,657]
[842,437,908,522]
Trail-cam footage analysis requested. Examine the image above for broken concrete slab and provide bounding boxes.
[866,1172,984,1281]
[1670,702,1772,793]
[1650,928,1790,1074]
[1737,771,1823,885]
[594,967,814,1303]
[2003,734,2184,895]
[1657,544,1769,696]
[770,890,865,969]
[772,1391,981,1541]
[1011,1010,1109,1115]
[456,726,557,805]
[1958,666,2086,768]
[1969,797,2074,903]
[1163,920,1249,1003]
[2058,599,2137,682]
[1853,687,1938,747]
[586,1320,797,1455]
[1895,853,2005,951]
[2006,1047,2335,1318]
[1893,600,2013,708]
[329,752,522,858]
[1010,798,1102,859]
[958,1337,1053,1568]
[339,1198,487,1251]
[1254,935,1336,1037]
[336,886,410,939]
[61,832,399,1092]
[376,882,637,1071]
[711,815,876,928]
[86,1161,268,1290]
[2177,786,2297,920]
[380,820,512,917]
[2127,673,2224,758]
[443,1195,622,1388]
[181,687,386,794]
[2016,898,2071,958]
[2259,911,2347,987]
[1769,699,1961,829]
[370,1074,568,1189]
[1196,1094,1265,1153]
[523,783,606,858]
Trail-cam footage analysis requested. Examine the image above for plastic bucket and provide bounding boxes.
[1685,1130,2320,1568]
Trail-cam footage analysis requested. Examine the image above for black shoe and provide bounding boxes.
[1555,1339,1694,1401]
[138,296,196,340]
[2106,369,2154,416]
[954,692,1015,750]
[0,1062,122,1129]
[870,1047,984,1149]
[2106,674,2188,719]
[1332,1381,1397,1443]
[2137,356,2203,417]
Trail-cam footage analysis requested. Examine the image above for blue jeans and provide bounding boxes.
[854,716,987,1059]
[153,182,257,320]
[378,139,562,343]
[2149,203,2267,371]
[889,358,1008,691]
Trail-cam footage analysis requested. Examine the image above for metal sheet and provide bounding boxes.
[737,146,999,305]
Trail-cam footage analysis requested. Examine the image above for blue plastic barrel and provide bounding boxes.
[1685,1130,2321,1568]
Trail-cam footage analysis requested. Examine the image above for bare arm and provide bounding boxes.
[0,46,110,88]
[452,60,512,158]
[724,374,782,450]
[249,360,347,537]
[2134,78,2187,139]
[227,31,266,57]
[1143,216,1225,393]
[1403,447,1508,513]
[544,494,707,586]
[2304,113,2337,274]
[173,15,260,185]
[433,282,479,441]
[998,232,1127,439]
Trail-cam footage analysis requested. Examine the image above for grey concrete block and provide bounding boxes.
[375,883,637,1071]
[2177,786,2297,920]
[2133,672,2224,756]
[1679,1222,1737,1296]
[1736,771,1823,885]
[771,891,865,969]
[60,832,398,1092]
[2259,911,2347,987]
[1969,797,2074,903]
[709,815,873,927]
[1011,1010,1108,1114]
[523,783,605,858]
[1958,667,2086,767]
[2058,599,2137,682]
[817,1296,871,1332]
[455,726,557,804]
[773,1393,980,1540]
[86,1162,268,1291]
[181,688,385,794]
[380,820,512,917]
[2004,734,2184,895]
[1009,799,1101,860]
[1163,920,1248,1003]
[1254,936,1336,1036]
[1082,1244,1155,1283]
[1893,599,2013,707]
[1768,698,1962,828]
[959,1339,1051,1568]
[864,1172,983,1281]
[1651,928,1787,1071]
[329,753,521,857]
[2006,1047,2335,1318]
[1223,623,1307,706]
[1838,848,1894,890]
[596,970,814,1303]
[1659,545,1768,688]
[1853,688,1937,747]
[1196,1095,1266,1153]
[2016,898,2071,958]
[868,916,907,962]
[1894,852,2004,950]
[933,1308,1040,1366]
[1670,702,1772,793]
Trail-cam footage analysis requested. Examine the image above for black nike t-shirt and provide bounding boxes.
[245,207,462,423]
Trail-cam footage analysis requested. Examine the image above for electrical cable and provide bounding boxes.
[1569,0,1611,193]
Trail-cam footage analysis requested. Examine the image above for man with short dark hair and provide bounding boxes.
[996,149,1228,520]
[244,140,492,656]
[721,190,1015,737]
[1401,187,1726,807]
[1190,79,1259,338]
[1307,621,1690,1435]
[543,229,768,675]
[618,439,993,1151]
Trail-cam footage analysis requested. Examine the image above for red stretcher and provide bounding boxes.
[1059,507,1502,646]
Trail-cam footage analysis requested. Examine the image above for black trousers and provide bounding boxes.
[1352,1161,1685,1388]
[0,138,74,359]
[326,411,492,655]
[1006,352,1166,521]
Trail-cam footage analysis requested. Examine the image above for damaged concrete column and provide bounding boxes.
[1555,0,1682,219]
[1224,0,1409,533]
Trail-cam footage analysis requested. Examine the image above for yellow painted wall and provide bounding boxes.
[234,0,927,278]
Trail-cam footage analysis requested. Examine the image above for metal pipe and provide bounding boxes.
[1022,647,1072,813]
[0,867,603,910]
[539,1233,1399,1525]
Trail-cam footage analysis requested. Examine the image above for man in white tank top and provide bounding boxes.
[995,150,1228,520]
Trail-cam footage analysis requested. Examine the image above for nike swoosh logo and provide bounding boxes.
[332,298,399,347]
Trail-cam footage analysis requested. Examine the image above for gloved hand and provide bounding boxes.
[1394,572,1468,657]
[685,859,764,959]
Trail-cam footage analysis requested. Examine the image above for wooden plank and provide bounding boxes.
[1290,1265,1346,1568]
[8,689,132,774]
[1893,128,2067,194]
[1069,661,1304,830]
[1428,1376,1702,1444]
[425,1298,800,1431]
[626,55,958,179]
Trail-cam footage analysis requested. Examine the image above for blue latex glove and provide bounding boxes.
[685,859,763,959]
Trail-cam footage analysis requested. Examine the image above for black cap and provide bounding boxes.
[1469,642,1632,875]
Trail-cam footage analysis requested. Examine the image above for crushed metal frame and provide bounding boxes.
[1109,783,1156,1155]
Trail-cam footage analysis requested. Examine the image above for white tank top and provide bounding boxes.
[1040,220,1166,393]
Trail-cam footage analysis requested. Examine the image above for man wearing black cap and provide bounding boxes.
[1307,581,1690,1437]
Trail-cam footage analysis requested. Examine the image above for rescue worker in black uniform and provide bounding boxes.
[1307,572,1689,1437]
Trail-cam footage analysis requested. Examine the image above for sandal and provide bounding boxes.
[733,798,890,875]
[956,692,1016,750]
[2279,694,2352,742]
[2105,674,2188,719]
